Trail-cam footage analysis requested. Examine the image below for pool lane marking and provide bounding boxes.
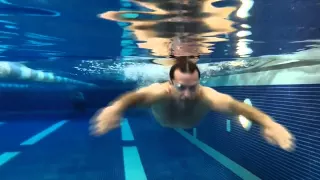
[20,120,68,146]
[0,152,20,167]
[121,118,147,180]
[121,118,134,141]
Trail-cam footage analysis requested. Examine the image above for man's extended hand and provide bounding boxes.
[90,106,122,136]
[262,122,296,152]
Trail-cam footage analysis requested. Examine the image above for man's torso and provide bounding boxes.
[150,96,210,128]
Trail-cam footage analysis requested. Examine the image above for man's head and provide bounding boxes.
[169,58,201,100]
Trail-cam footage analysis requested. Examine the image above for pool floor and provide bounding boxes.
[0,117,243,180]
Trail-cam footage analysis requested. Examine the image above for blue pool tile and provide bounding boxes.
[128,116,243,180]
[199,84,320,180]
[0,120,125,180]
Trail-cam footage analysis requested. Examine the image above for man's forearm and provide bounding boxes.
[109,91,146,113]
[230,100,275,127]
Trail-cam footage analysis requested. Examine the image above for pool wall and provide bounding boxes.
[182,62,320,179]
[1,61,319,180]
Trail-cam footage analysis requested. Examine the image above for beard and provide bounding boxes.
[175,98,195,111]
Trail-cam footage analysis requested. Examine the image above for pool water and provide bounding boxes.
[0,0,320,179]
[0,116,245,180]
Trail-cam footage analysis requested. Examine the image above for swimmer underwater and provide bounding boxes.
[90,58,295,152]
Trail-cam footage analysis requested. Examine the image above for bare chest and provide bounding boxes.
[151,98,210,128]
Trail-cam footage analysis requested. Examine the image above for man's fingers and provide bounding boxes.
[265,136,276,145]
[89,124,99,136]
[89,119,104,136]
[277,135,296,152]
[281,141,294,152]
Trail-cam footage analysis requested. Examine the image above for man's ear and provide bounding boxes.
[167,84,173,94]
[167,81,173,93]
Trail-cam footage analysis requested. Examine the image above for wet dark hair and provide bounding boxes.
[169,57,201,80]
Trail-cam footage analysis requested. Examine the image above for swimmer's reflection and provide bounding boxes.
[99,0,237,58]
[151,35,201,66]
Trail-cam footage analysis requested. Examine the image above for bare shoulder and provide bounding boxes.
[150,82,169,89]
[137,82,168,92]
[199,86,221,98]
[135,82,170,102]
[199,86,233,108]
[200,86,218,95]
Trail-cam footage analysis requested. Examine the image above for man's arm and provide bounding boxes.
[109,83,168,113]
[201,86,275,127]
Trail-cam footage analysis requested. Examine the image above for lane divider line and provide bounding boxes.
[121,117,147,179]
[123,146,147,180]
[121,118,134,141]
[175,128,261,180]
[20,120,68,146]
[0,152,20,167]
